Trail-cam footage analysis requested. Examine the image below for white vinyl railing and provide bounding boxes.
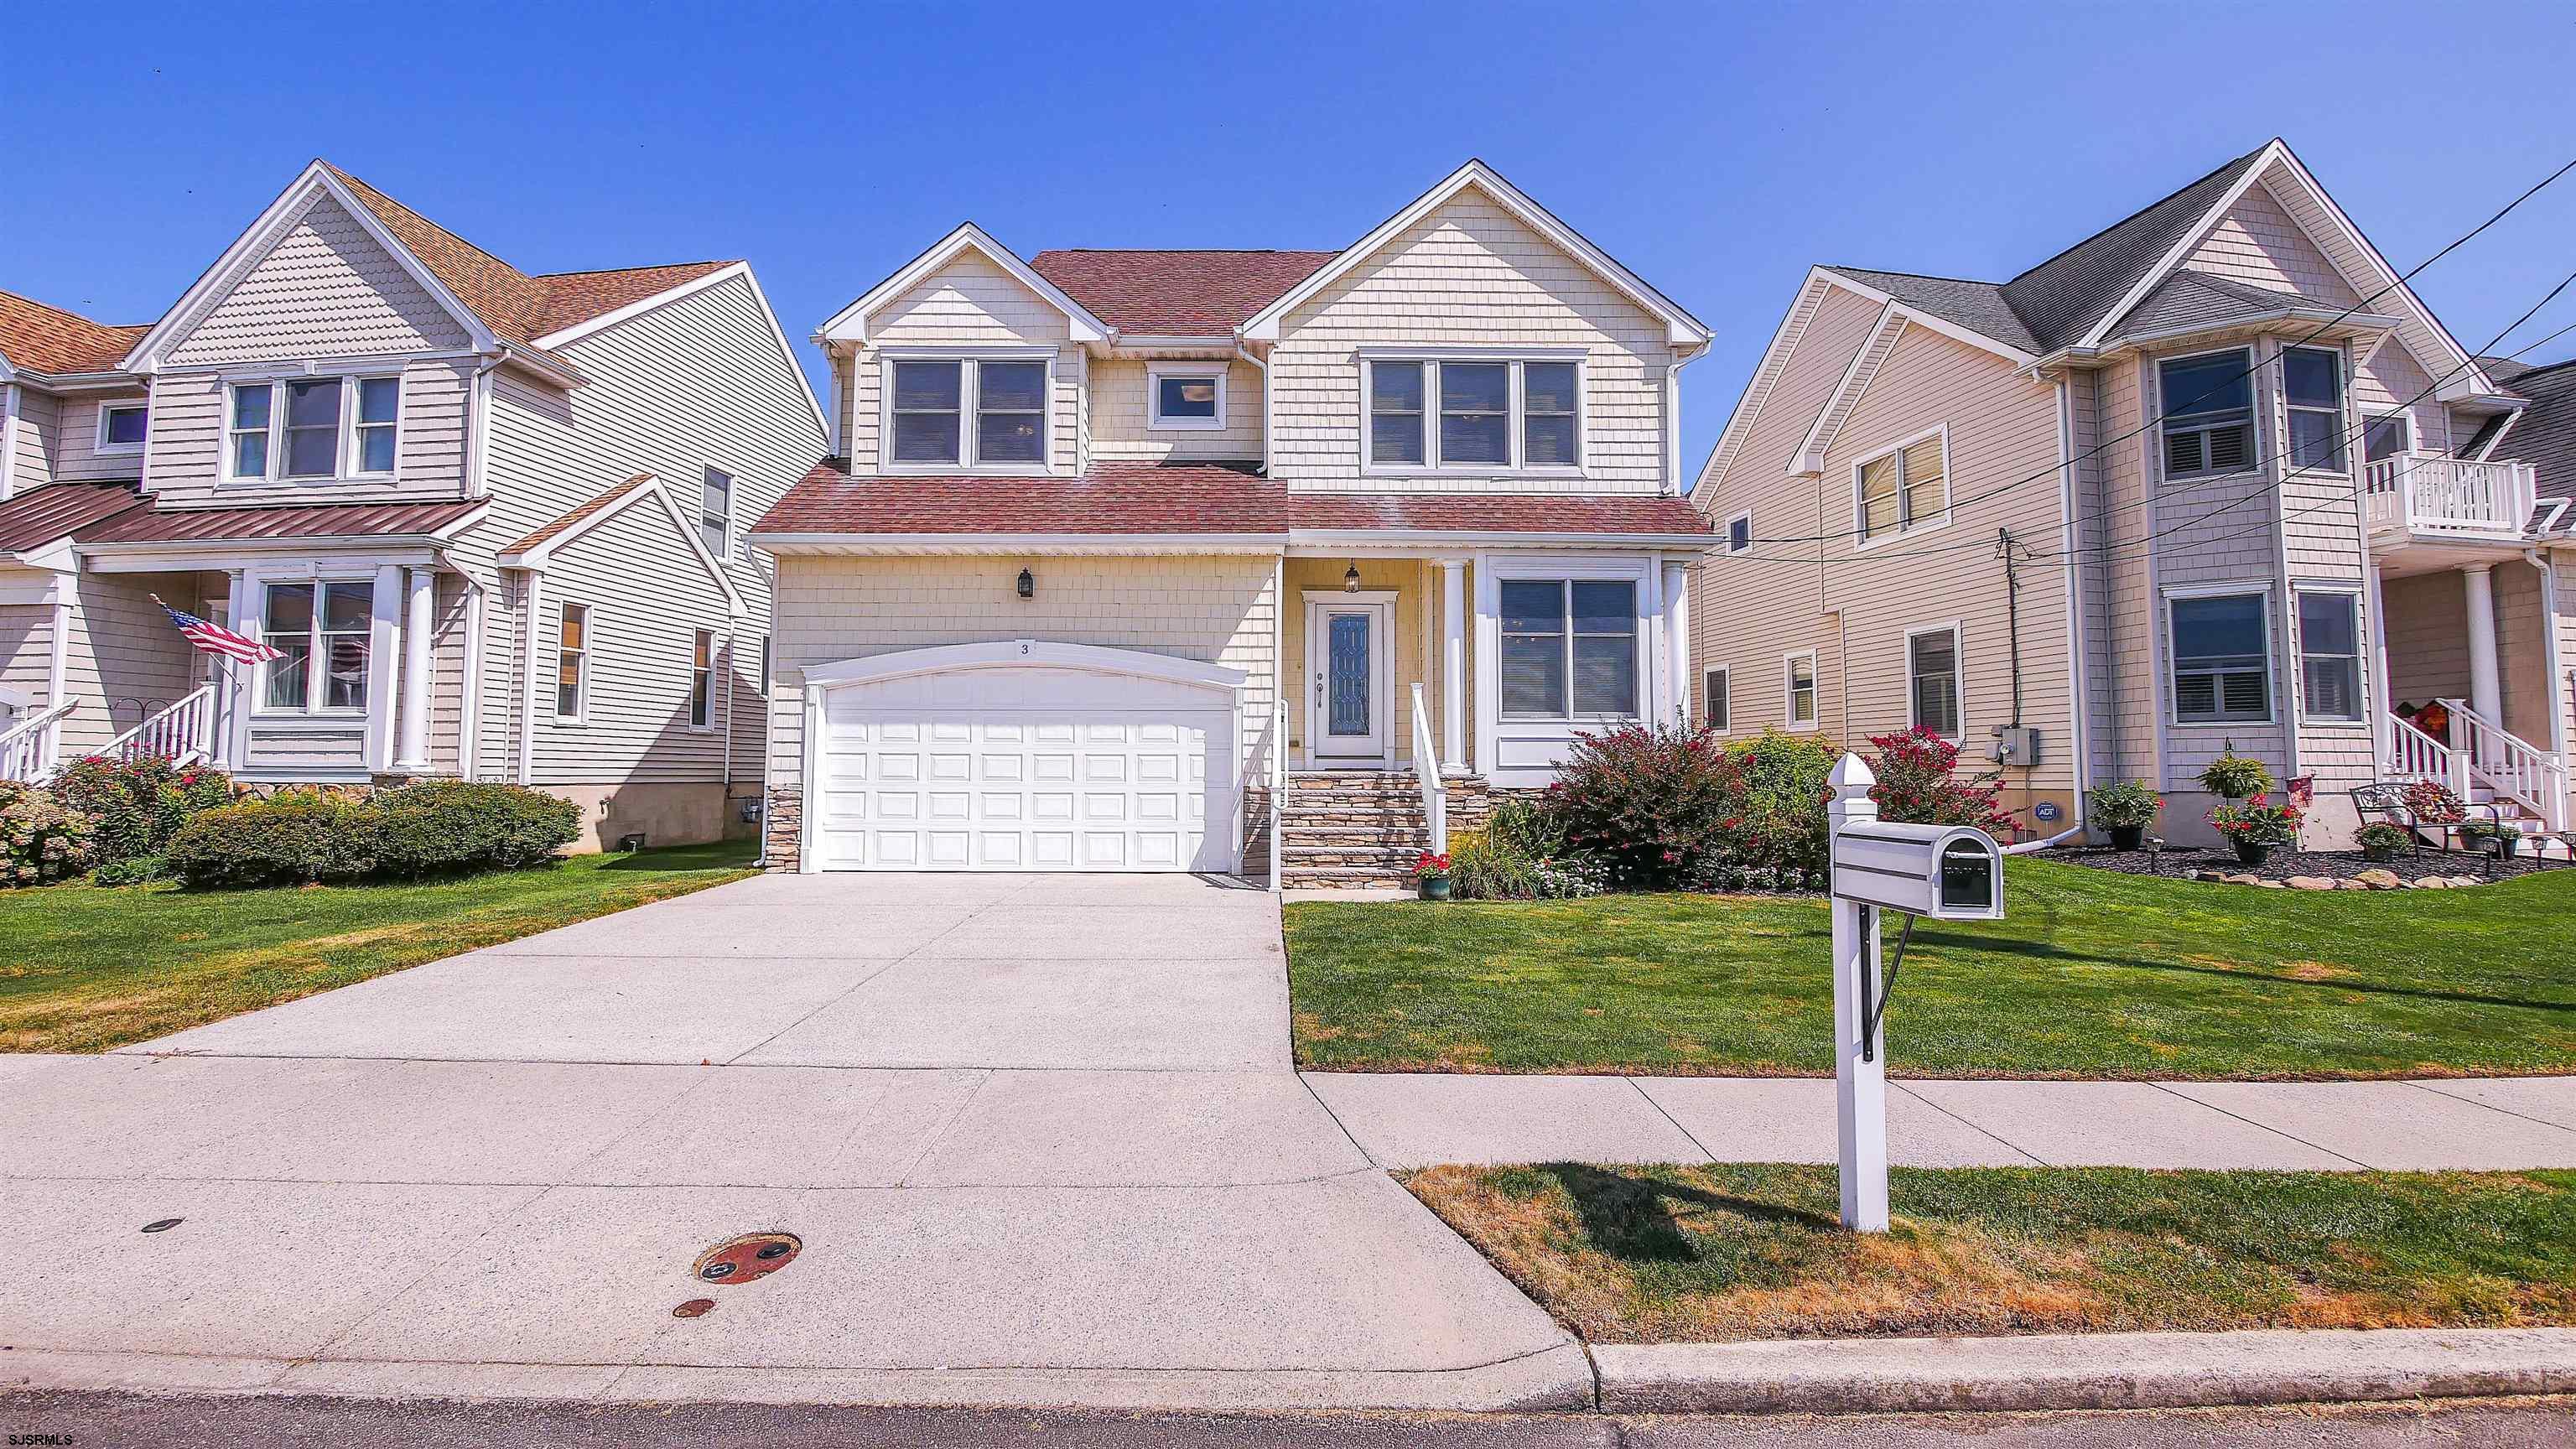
[2387,709,2470,797]
[2438,697,2567,831]
[2363,454,2537,540]
[94,684,216,768]
[1409,681,1446,857]
[0,701,75,783]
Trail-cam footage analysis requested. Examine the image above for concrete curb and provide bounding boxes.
[1592,1327,2576,1414]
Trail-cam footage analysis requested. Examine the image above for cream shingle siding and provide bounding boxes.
[1088,357,1265,462]
[839,252,1083,475]
[164,194,472,365]
[763,554,1280,802]
[2352,337,2451,455]
[1268,186,1673,495]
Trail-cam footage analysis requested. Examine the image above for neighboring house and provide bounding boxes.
[751,160,1716,883]
[0,162,827,849]
[1689,138,2565,849]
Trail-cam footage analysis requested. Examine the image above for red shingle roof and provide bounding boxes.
[0,292,151,376]
[502,474,655,554]
[755,459,1713,538]
[1026,251,1338,335]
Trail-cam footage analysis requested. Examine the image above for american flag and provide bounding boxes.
[152,595,283,666]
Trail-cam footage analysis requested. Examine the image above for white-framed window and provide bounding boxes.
[1784,651,1818,731]
[2283,345,2346,473]
[1725,510,1753,555]
[2158,348,2255,480]
[1703,667,1730,731]
[689,628,716,730]
[2293,587,2365,724]
[224,375,401,481]
[700,466,733,558]
[261,579,372,713]
[1362,355,1583,472]
[885,356,1050,470]
[2363,411,2413,464]
[96,402,148,454]
[1853,426,1949,546]
[2167,588,2272,724]
[1498,577,1639,719]
[1145,363,1226,431]
[554,601,589,722]
[1906,623,1962,739]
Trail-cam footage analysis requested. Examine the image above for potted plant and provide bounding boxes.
[2089,780,2162,851]
[2355,822,2412,864]
[2459,822,2520,860]
[2209,793,2301,867]
[1413,849,1453,901]
[2198,745,2274,802]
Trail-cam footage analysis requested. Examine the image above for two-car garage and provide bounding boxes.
[797,641,1244,874]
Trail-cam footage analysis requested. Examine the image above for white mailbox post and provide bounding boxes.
[1825,752,2005,1232]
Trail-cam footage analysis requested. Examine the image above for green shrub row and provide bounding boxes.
[164,782,582,889]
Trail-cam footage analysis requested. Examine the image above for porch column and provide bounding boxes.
[2462,564,2502,725]
[218,569,247,769]
[1439,558,1466,770]
[1663,561,1690,727]
[394,566,435,772]
[368,564,402,772]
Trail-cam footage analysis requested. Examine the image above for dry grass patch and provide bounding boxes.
[1404,1161,2576,1343]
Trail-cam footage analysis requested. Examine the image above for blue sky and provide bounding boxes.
[8,1,2573,470]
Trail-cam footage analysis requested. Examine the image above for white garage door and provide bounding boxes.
[806,645,1243,873]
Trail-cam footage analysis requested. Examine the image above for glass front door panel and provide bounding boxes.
[1327,612,1372,737]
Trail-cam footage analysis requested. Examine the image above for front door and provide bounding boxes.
[1306,598,1391,765]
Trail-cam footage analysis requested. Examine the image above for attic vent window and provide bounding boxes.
[2158,350,2254,481]
[1146,365,1225,431]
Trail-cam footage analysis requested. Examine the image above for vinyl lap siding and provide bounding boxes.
[528,499,735,785]
[2085,359,2158,787]
[49,391,148,483]
[141,356,470,508]
[164,193,471,366]
[56,574,200,755]
[1269,188,1671,494]
[11,387,60,493]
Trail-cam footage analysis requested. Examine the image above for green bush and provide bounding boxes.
[2198,745,2274,801]
[370,781,580,875]
[1452,797,1589,901]
[2089,779,2163,830]
[164,792,379,889]
[89,854,172,887]
[0,782,96,886]
[51,756,235,865]
[1704,729,1837,888]
[1542,722,1739,890]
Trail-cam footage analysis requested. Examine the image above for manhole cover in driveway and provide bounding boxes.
[691,1231,802,1285]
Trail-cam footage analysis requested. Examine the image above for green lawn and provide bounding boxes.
[1285,858,2576,1079]
[1405,1161,2576,1342]
[0,840,758,1053]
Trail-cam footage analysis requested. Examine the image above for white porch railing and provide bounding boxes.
[0,702,76,783]
[94,684,216,768]
[2437,697,2567,832]
[2363,454,2537,542]
[1409,681,1446,856]
[2387,709,2463,794]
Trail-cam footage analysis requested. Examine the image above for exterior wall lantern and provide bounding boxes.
[1016,568,1035,600]
[1342,564,1362,593]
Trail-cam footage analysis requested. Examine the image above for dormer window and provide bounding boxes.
[1147,364,1225,430]
[226,374,402,482]
[96,403,149,454]
[887,356,1050,470]
[1363,355,1584,473]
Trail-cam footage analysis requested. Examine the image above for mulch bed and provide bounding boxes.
[2058,844,2569,886]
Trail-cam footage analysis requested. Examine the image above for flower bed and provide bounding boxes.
[2058,843,2568,888]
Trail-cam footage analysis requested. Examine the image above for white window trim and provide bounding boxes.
[875,347,1057,475]
[1850,423,1951,551]
[2290,583,2370,730]
[689,627,717,733]
[1704,665,1730,731]
[1724,509,1753,555]
[223,373,402,485]
[2281,344,2350,477]
[1358,348,1587,477]
[1494,574,1645,723]
[1145,361,1228,432]
[253,576,376,719]
[554,600,591,725]
[94,402,148,456]
[1904,621,1966,741]
[2162,582,2276,728]
[1783,649,1819,732]
[2156,345,2259,484]
[700,465,735,560]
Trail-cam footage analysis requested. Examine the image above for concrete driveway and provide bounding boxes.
[3,873,1584,1412]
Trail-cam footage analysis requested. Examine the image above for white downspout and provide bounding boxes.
[1236,345,1270,476]
[516,569,543,787]
[2527,548,2570,831]
[1269,551,1285,892]
[1,383,20,502]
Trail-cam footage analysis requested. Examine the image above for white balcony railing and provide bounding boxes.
[2438,697,2568,833]
[2363,454,2537,542]
[94,684,216,769]
[0,702,75,783]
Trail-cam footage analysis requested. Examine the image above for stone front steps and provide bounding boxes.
[1275,770,1493,888]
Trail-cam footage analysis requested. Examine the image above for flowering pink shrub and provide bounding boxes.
[1864,727,2016,832]
[1541,721,1737,890]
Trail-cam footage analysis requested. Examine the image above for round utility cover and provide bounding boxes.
[691,1231,802,1285]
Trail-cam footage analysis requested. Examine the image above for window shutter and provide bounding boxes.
[2206,423,2250,473]
[2165,430,2205,476]
[2174,673,2218,718]
[2219,669,2268,716]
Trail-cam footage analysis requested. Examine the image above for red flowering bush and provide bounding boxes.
[50,754,235,867]
[1864,727,2016,832]
[2209,792,2301,846]
[1540,721,1737,890]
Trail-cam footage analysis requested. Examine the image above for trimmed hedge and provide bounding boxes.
[165,782,582,890]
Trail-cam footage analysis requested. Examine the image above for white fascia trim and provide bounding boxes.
[532,262,830,445]
[1790,301,1905,474]
[816,224,1110,345]
[803,639,1246,693]
[1690,268,1842,510]
[1286,528,1722,553]
[1240,160,1711,349]
[500,475,746,616]
[1812,268,2038,367]
[745,532,1286,556]
[124,162,498,372]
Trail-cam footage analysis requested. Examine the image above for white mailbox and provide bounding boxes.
[1830,821,2004,921]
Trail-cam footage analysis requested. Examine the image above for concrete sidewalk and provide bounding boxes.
[1302,1071,2576,1171]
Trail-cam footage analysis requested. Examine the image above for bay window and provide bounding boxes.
[2168,589,2272,723]
[226,375,402,481]
[2158,350,2254,480]
[887,357,1050,469]
[1499,578,1638,719]
[2283,346,2345,472]
[2295,589,2364,723]
[1365,356,1582,471]
[262,580,372,713]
